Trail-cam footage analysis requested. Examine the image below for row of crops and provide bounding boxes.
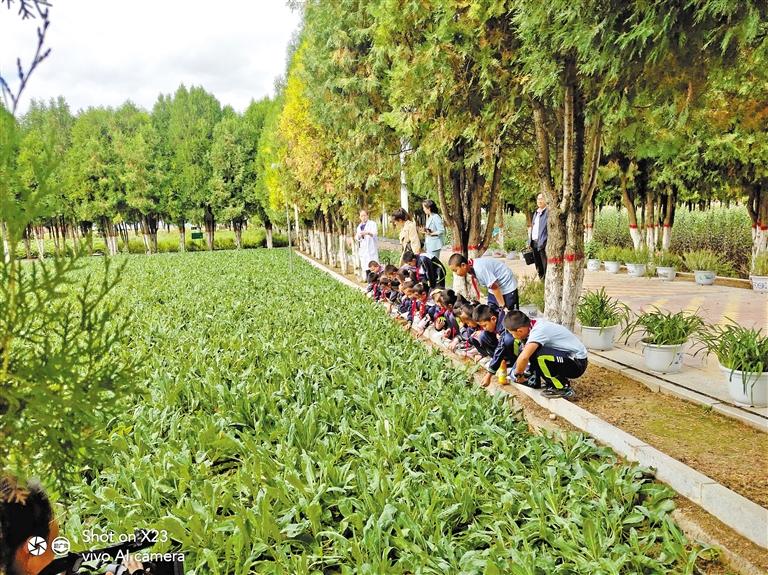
[66,250,709,573]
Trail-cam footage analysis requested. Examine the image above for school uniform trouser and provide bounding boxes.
[487,290,519,312]
[531,240,547,279]
[531,346,588,389]
[470,330,498,357]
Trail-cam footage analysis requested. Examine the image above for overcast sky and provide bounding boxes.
[0,1,303,115]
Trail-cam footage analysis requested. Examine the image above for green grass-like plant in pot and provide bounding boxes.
[599,246,624,273]
[519,275,545,316]
[621,307,706,373]
[700,321,768,407]
[750,252,768,292]
[682,249,734,285]
[654,251,681,281]
[577,288,630,350]
[624,247,651,277]
[585,240,602,271]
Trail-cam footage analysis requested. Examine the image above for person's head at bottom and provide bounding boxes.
[0,476,58,575]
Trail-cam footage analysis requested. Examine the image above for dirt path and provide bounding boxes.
[575,364,768,508]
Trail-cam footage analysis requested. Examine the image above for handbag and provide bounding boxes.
[522,247,535,265]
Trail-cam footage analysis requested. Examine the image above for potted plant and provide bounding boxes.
[585,240,601,271]
[700,321,768,407]
[519,276,545,317]
[576,288,630,350]
[682,249,733,286]
[749,252,768,293]
[505,237,526,260]
[599,246,624,274]
[624,247,651,278]
[654,251,681,281]
[621,307,705,373]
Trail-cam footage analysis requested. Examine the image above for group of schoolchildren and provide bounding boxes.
[365,253,589,400]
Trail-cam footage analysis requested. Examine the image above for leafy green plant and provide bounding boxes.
[682,249,734,276]
[624,247,651,264]
[504,236,528,252]
[700,321,768,383]
[598,245,625,262]
[577,288,630,328]
[54,251,707,573]
[653,251,682,268]
[621,307,706,346]
[752,252,768,276]
[378,248,400,265]
[584,240,601,259]
[519,275,545,311]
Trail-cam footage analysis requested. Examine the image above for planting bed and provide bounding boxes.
[67,251,726,573]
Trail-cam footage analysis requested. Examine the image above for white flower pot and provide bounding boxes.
[656,266,677,281]
[581,325,618,350]
[604,261,621,274]
[626,263,646,277]
[749,275,768,293]
[642,341,685,373]
[694,270,716,286]
[520,304,540,318]
[719,365,768,407]
[587,259,601,271]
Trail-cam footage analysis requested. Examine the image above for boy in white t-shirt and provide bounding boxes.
[504,311,588,400]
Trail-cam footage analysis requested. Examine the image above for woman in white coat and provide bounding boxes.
[355,209,379,280]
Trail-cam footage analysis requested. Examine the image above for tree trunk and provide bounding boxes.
[204,206,215,251]
[584,200,595,243]
[118,222,130,253]
[533,56,598,330]
[338,232,348,274]
[265,221,274,249]
[747,183,768,266]
[644,188,656,251]
[497,202,505,250]
[33,225,45,260]
[399,137,409,212]
[140,218,152,254]
[661,188,676,251]
[233,220,243,249]
[445,143,501,257]
[0,222,10,264]
[178,222,186,253]
[23,226,31,260]
[617,156,642,250]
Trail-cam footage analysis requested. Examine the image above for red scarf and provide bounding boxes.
[467,259,481,300]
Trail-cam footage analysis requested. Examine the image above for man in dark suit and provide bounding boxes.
[530,193,548,279]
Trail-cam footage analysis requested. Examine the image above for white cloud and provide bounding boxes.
[0,0,302,115]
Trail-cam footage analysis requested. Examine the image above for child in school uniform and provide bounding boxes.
[471,305,503,359]
[367,260,385,282]
[505,311,588,400]
[449,300,479,356]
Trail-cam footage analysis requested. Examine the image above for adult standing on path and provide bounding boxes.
[422,199,445,260]
[530,193,548,279]
[448,253,519,312]
[355,209,379,280]
[392,208,421,264]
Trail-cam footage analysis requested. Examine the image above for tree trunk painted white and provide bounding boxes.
[234,224,243,250]
[661,225,672,251]
[33,226,45,260]
[351,231,360,277]
[497,202,504,250]
[1,221,11,263]
[629,226,642,250]
[381,202,388,233]
[178,225,186,253]
[399,137,409,212]
[326,231,336,266]
[266,227,273,249]
[338,234,348,274]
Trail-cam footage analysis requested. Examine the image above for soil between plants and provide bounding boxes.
[574,365,768,509]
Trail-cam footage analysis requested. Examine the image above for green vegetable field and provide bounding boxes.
[66,251,703,574]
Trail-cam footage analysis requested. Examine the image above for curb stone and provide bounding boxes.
[295,250,768,552]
